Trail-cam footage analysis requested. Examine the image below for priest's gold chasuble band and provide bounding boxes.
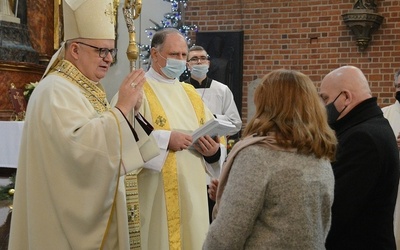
[143,82,206,250]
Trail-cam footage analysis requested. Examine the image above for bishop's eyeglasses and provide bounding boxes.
[76,42,118,59]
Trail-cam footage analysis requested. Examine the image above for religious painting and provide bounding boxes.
[8,84,27,121]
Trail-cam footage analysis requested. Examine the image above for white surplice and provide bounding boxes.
[382,101,400,250]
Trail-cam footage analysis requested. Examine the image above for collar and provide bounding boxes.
[50,59,109,113]
[187,77,212,89]
[146,67,178,84]
[330,97,382,135]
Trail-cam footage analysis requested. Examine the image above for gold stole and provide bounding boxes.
[220,136,227,147]
[143,81,205,250]
[50,60,110,114]
[125,173,141,249]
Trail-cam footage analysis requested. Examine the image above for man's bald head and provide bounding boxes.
[320,66,372,121]
[322,66,371,98]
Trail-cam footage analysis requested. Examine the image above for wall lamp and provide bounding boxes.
[342,0,383,51]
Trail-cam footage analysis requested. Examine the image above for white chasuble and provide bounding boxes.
[382,101,400,249]
[136,71,215,250]
[8,62,150,250]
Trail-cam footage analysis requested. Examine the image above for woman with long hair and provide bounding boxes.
[203,69,337,249]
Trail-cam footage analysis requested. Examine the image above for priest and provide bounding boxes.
[111,28,222,250]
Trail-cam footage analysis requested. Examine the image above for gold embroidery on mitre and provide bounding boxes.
[104,3,115,25]
[51,60,110,114]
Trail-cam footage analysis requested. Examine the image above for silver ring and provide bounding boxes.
[130,82,137,88]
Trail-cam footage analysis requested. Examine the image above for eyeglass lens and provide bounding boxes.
[77,42,117,58]
[189,56,209,62]
[99,48,117,58]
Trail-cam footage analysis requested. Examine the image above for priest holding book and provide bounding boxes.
[111,28,223,250]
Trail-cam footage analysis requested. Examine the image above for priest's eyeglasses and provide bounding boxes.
[76,42,118,59]
[188,56,210,63]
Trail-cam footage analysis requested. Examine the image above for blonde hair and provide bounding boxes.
[243,69,337,160]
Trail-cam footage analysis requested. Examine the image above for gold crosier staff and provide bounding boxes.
[123,0,141,71]
[122,0,142,249]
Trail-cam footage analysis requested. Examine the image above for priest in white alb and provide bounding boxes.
[111,28,222,250]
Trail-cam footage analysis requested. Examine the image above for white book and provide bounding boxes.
[189,118,236,149]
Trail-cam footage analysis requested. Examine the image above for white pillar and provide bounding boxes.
[0,0,20,23]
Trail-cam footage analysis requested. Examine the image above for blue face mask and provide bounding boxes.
[190,65,209,79]
[158,53,186,79]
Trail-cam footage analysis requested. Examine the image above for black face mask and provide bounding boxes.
[325,92,346,125]
[395,91,400,103]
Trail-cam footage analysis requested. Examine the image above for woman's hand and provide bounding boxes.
[208,178,219,201]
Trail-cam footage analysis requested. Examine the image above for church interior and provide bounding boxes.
[1,0,400,247]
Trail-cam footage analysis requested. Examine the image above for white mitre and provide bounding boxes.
[42,0,116,78]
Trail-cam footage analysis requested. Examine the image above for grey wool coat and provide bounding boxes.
[203,145,334,250]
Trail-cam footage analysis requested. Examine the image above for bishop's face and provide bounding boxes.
[74,39,116,82]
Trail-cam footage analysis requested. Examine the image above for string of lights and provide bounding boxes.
[138,0,198,68]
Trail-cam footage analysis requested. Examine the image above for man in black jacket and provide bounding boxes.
[320,65,399,249]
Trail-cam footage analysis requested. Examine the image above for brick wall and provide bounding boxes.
[184,0,400,124]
